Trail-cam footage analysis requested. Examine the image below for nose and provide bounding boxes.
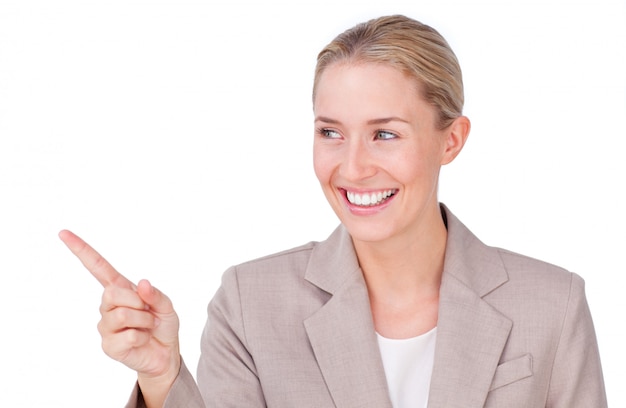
[340,137,376,181]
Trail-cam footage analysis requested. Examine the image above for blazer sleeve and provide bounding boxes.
[125,266,266,408]
[546,273,607,407]
[124,358,205,408]
[195,266,267,407]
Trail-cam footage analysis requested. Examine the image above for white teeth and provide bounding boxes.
[346,190,395,206]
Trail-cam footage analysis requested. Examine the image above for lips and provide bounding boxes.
[345,189,397,207]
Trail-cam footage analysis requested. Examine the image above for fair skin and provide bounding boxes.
[58,230,180,408]
[313,62,470,338]
[58,60,469,405]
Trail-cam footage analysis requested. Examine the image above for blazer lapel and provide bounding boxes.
[303,226,393,408]
[427,207,512,407]
[302,207,513,408]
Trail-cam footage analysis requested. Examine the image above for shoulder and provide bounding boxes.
[486,246,587,327]
[496,246,589,313]
[496,247,576,289]
[216,239,324,306]
[237,241,318,270]
[443,204,580,296]
[443,205,585,315]
[224,240,318,283]
[211,239,332,341]
[219,224,356,295]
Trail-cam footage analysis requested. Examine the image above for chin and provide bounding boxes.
[340,218,400,245]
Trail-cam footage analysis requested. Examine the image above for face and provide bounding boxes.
[313,62,464,246]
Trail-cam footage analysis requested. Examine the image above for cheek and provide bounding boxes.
[312,144,333,184]
[392,150,440,186]
[405,139,444,175]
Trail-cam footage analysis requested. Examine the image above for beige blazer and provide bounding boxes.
[128,206,606,407]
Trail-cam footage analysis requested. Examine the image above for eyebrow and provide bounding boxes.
[314,116,410,125]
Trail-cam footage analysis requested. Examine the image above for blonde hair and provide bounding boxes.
[313,15,464,129]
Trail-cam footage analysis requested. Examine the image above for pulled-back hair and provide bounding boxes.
[314,15,464,129]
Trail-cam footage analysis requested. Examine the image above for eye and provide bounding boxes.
[375,130,398,140]
[319,128,341,139]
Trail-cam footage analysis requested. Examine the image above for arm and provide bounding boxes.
[196,266,267,407]
[130,266,267,407]
[125,358,205,408]
[546,273,607,407]
[60,231,265,407]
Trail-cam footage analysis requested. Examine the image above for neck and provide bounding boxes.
[353,204,447,312]
[353,205,447,338]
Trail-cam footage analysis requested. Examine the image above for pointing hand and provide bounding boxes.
[59,230,180,406]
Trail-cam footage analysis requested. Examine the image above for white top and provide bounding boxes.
[376,328,437,408]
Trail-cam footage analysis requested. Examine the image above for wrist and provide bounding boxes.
[137,354,181,408]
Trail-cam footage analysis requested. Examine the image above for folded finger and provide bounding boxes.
[100,286,146,313]
[98,307,159,335]
[102,328,152,358]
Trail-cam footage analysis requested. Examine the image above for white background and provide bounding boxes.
[1,0,624,406]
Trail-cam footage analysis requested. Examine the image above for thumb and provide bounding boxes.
[136,279,180,356]
[136,279,175,315]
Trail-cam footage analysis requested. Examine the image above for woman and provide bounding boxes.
[60,15,606,408]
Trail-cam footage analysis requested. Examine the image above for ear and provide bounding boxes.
[440,116,470,165]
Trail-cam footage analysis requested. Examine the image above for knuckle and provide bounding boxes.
[125,330,137,346]
[97,315,117,336]
[101,286,114,301]
[127,329,149,347]
[96,319,105,335]
[125,329,139,344]
[100,286,123,313]
[112,307,129,325]
[101,337,115,358]
[90,255,107,272]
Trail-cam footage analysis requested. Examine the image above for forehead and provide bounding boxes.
[313,62,431,122]
[316,61,419,94]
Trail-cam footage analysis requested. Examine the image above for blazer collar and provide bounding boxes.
[304,225,393,408]
[429,206,512,407]
[439,204,509,297]
[304,205,509,297]
[303,205,513,408]
[304,225,360,294]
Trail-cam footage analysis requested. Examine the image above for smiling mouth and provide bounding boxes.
[344,189,397,207]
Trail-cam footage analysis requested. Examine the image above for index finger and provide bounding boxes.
[59,229,135,290]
